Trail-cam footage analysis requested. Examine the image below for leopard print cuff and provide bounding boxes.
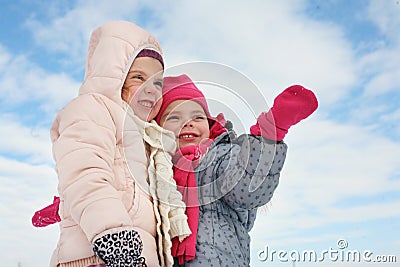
[93,229,147,267]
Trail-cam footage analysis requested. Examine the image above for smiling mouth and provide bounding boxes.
[179,133,198,139]
[138,100,154,108]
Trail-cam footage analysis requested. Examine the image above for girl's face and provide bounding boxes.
[159,100,210,149]
[122,56,164,122]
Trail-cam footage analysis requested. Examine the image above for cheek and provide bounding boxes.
[130,87,141,100]
[153,99,163,114]
[147,101,161,121]
[162,122,179,135]
[201,123,210,137]
[122,84,135,102]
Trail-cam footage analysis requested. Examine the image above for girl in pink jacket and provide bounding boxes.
[34,21,190,267]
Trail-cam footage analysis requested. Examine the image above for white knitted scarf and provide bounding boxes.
[123,102,191,267]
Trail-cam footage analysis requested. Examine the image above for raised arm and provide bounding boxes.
[210,85,318,209]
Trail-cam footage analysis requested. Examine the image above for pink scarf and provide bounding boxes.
[171,114,227,264]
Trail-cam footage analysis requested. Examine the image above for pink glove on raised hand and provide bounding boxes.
[250,85,318,141]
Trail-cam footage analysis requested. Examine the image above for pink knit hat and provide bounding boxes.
[155,74,211,123]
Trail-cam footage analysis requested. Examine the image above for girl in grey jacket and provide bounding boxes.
[155,74,318,267]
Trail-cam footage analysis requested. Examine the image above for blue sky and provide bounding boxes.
[1,0,399,266]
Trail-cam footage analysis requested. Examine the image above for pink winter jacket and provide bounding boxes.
[50,21,164,267]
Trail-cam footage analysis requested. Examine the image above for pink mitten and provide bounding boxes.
[250,85,318,141]
[32,196,61,227]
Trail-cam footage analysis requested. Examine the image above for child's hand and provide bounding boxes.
[250,85,318,141]
[32,196,61,227]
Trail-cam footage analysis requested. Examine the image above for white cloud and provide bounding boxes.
[249,117,400,261]
[0,39,62,267]
[0,45,79,114]
[359,47,400,97]
[0,156,56,201]
[154,1,358,108]
[357,1,400,98]
[0,157,58,267]
[367,0,400,43]
[25,0,144,66]
[364,69,400,97]
[23,1,360,109]
[0,114,53,163]
[381,108,400,137]
[0,45,10,66]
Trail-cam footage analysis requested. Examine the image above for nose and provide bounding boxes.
[144,83,158,94]
[143,84,162,101]
[183,119,194,128]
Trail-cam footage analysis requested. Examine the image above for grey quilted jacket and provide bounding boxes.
[174,131,287,267]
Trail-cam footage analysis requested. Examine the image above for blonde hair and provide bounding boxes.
[121,85,131,103]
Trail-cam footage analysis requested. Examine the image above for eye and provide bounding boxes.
[129,74,146,83]
[153,80,163,89]
[194,114,207,120]
[131,74,145,82]
[166,115,179,121]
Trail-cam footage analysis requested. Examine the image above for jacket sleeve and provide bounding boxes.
[215,134,287,209]
[51,94,133,243]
